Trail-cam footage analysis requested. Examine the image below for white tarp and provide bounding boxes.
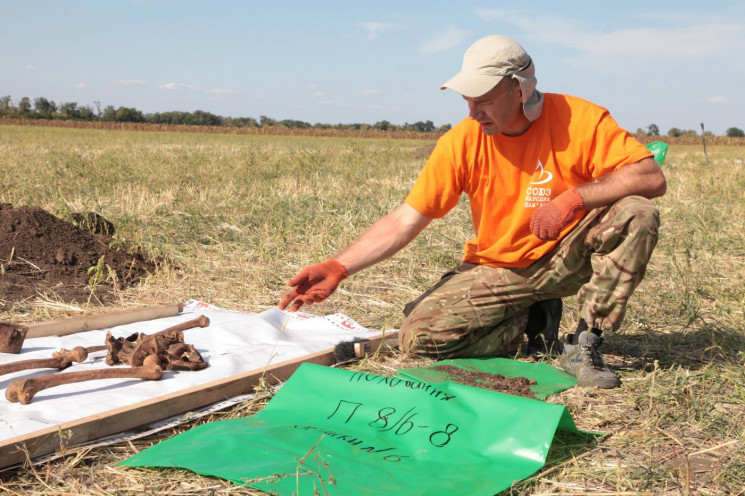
[0,300,381,443]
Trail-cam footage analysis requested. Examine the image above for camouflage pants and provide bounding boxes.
[398,196,660,358]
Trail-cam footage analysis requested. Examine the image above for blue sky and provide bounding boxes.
[1,1,743,135]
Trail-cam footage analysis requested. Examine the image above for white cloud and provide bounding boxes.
[159,82,195,90]
[25,65,38,70]
[474,9,745,74]
[359,89,381,96]
[361,22,399,41]
[421,26,470,54]
[74,83,86,88]
[205,88,237,94]
[701,96,729,103]
[314,91,326,97]
[115,79,147,86]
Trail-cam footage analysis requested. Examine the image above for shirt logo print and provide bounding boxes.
[530,160,553,185]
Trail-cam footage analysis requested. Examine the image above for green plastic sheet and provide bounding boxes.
[646,140,669,166]
[121,362,583,495]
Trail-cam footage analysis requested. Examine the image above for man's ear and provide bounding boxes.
[511,77,523,101]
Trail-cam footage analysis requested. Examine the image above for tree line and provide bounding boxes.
[2,96,742,137]
[0,95,452,133]
[635,123,745,138]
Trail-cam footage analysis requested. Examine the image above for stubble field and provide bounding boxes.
[0,124,744,494]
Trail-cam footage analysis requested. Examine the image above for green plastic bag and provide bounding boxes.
[121,362,587,495]
[646,140,669,166]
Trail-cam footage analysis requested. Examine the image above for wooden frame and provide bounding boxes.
[0,333,392,470]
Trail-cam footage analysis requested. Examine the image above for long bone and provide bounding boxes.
[5,354,163,405]
[0,344,110,377]
[0,346,103,377]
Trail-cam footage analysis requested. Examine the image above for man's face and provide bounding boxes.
[462,78,527,136]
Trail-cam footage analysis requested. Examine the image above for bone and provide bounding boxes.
[0,323,29,354]
[5,355,164,404]
[0,346,89,377]
[105,315,209,367]
[105,329,182,366]
[165,343,208,370]
[158,315,210,334]
[85,345,108,354]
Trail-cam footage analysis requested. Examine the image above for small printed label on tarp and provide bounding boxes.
[121,362,586,496]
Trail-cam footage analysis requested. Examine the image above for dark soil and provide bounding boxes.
[433,364,537,398]
[0,204,160,310]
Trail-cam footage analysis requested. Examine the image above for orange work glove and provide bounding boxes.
[529,189,585,241]
[278,258,348,312]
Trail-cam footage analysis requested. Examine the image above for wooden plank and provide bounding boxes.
[353,332,399,357]
[25,303,184,338]
[0,346,337,469]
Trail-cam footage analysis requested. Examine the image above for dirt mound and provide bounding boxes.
[432,364,537,398]
[0,204,160,309]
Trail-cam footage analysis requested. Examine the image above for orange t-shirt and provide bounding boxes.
[405,93,653,268]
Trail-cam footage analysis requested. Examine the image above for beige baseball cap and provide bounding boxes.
[441,35,533,97]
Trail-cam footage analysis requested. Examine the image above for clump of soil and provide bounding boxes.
[433,364,537,398]
[0,204,160,310]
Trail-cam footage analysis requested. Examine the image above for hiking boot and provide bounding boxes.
[559,323,621,389]
[524,298,564,355]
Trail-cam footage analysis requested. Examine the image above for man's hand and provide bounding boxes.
[278,258,348,312]
[530,189,585,241]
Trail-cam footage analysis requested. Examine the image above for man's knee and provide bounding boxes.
[593,196,660,252]
[616,196,660,232]
[398,317,446,356]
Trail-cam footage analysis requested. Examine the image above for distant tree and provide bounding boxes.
[101,105,117,122]
[33,97,56,118]
[437,123,452,133]
[373,120,391,131]
[59,102,80,120]
[17,97,32,117]
[259,115,276,127]
[410,120,435,132]
[115,106,145,122]
[0,95,11,116]
[225,116,258,127]
[667,127,682,138]
[647,124,660,136]
[726,127,745,138]
[77,105,96,121]
[192,110,223,126]
[278,119,311,129]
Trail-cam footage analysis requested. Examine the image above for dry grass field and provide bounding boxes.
[0,124,744,494]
